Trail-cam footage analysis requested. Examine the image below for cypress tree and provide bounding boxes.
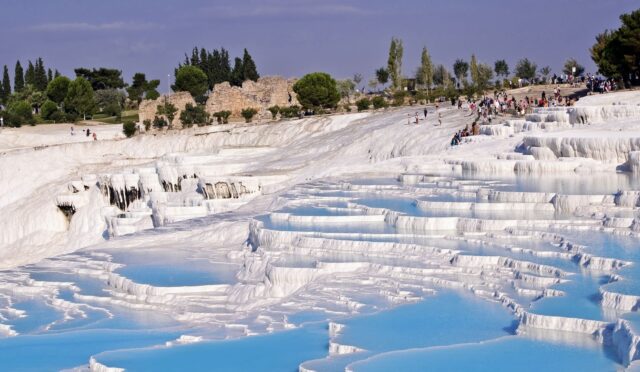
[14,61,24,92]
[241,49,259,82]
[47,68,53,84]
[25,61,35,87]
[231,57,243,87]
[2,65,11,103]
[34,57,48,91]
[54,69,61,78]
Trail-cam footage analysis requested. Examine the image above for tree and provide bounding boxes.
[34,58,48,91]
[417,47,433,91]
[74,67,126,90]
[242,48,259,82]
[540,66,552,81]
[14,61,24,93]
[64,77,95,120]
[353,73,363,91]
[156,102,178,127]
[1,65,10,104]
[591,9,640,83]
[8,100,33,124]
[453,59,469,85]
[336,79,355,98]
[375,68,389,88]
[387,37,404,90]
[127,73,148,104]
[293,72,340,110]
[47,68,53,83]
[372,96,388,109]
[230,57,244,87]
[40,100,58,120]
[145,80,160,100]
[494,59,509,77]
[95,89,125,115]
[46,76,71,105]
[515,58,538,80]
[240,107,258,123]
[25,61,35,87]
[433,65,452,87]
[563,58,585,77]
[173,65,208,100]
[469,54,479,87]
[475,63,494,92]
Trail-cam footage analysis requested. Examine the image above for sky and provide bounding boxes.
[0,0,638,92]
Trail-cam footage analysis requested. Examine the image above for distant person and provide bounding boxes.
[424,108,428,119]
[415,112,419,124]
[407,113,411,125]
[86,128,91,137]
[70,126,75,136]
[92,132,97,141]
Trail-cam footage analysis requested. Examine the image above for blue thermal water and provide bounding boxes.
[348,336,619,371]
[115,260,238,287]
[95,322,328,372]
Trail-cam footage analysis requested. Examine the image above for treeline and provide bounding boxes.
[175,47,259,92]
[0,59,160,127]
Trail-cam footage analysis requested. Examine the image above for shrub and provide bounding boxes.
[268,105,280,120]
[9,100,33,122]
[372,96,388,109]
[280,105,301,119]
[49,110,65,123]
[392,91,407,107]
[40,100,59,120]
[153,115,167,129]
[356,98,371,111]
[1,111,21,127]
[180,104,210,127]
[343,104,352,112]
[293,72,340,110]
[173,65,208,99]
[213,110,231,124]
[122,120,137,138]
[241,107,258,123]
[143,119,151,131]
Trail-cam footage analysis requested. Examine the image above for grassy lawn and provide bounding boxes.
[93,110,139,124]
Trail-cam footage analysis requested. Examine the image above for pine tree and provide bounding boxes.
[47,68,53,84]
[14,61,24,92]
[241,49,259,82]
[25,61,35,87]
[0,65,10,104]
[54,69,61,78]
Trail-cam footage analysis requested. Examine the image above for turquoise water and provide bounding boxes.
[349,336,619,371]
[95,322,328,372]
[116,261,238,287]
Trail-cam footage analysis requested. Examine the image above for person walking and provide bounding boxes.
[423,107,428,119]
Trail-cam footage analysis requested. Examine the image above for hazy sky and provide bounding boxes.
[1,0,637,91]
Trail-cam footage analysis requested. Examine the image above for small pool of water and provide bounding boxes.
[115,260,238,287]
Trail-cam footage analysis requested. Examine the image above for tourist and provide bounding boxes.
[93,132,97,141]
[70,126,75,136]
[424,107,428,119]
[86,128,91,137]
[415,112,419,124]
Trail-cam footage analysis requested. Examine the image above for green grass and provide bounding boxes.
[93,111,139,124]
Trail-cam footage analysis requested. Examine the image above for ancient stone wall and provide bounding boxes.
[138,92,196,130]
[138,76,297,129]
[205,76,298,121]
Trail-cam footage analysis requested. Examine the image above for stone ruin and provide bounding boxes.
[137,76,298,129]
[138,91,196,130]
[206,76,298,121]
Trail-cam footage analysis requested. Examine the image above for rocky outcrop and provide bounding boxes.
[138,92,196,130]
[205,76,298,121]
